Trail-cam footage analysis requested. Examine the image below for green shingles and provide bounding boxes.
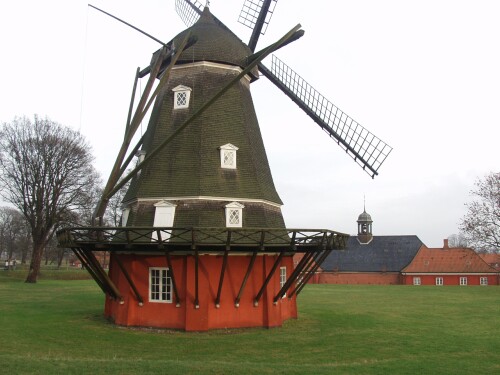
[122,8,285,230]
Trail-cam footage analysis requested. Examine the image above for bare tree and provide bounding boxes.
[0,206,29,261]
[447,233,468,248]
[0,115,98,282]
[459,172,500,252]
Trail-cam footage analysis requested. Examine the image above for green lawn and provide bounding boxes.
[0,270,498,374]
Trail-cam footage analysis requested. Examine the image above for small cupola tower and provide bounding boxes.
[357,201,373,244]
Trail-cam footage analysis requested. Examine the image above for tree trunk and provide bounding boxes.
[25,243,44,283]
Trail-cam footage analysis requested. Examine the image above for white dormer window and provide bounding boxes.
[225,202,244,228]
[172,85,192,109]
[121,207,130,227]
[136,150,146,165]
[219,143,239,169]
[151,200,177,241]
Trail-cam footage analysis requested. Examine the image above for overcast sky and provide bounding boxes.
[1,0,499,247]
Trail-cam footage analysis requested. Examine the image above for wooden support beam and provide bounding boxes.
[235,251,257,307]
[114,255,144,305]
[288,250,323,298]
[85,250,123,302]
[254,252,284,307]
[215,250,229,308]
[165,252,181,307]
[194,250,199,308]
[294,250,332,296]
[273,251,313,303]
[72,248,108,295]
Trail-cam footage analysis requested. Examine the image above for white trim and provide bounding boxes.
[172,61,252,83]
[124,196,282,208]
[280,266,287,298]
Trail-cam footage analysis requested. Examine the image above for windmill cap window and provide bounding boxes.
[219,143,239,169]
[172,85,192,109]
[225,202,244,227]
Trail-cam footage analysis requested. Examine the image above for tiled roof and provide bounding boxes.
[321,235,423,272]
[172,8,258,79]
[479,253,500,270]
[401,247,498,273]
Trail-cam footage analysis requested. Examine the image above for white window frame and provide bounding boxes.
[219,143,239,169]
[480,277,488,286]
[172,85,192,109]
[413,277,421,286]
[435,277,443,286]
[149,267,172,303]
[280,266,287,298]
[121,207,130,227]
[151,200,176,241]
[225,202,244,228]
[460,276,468,286]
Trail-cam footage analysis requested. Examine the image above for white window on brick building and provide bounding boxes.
[172,85,192,109]
[460,277,468,286]
[413,277,421,285]
[149,267,172,303]
[480,277,488,286]
[435,277,443,286]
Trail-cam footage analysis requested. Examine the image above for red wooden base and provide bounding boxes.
[104,253,297,331]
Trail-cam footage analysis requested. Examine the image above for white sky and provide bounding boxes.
[1,0,499,247]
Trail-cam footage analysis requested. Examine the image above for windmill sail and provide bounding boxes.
[238,0,278,51]
[175,0,203,27]
[260,56,392,177]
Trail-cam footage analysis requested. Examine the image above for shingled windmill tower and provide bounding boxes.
[58,0,391,331]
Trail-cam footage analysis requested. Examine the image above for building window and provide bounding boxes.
[121,207,130,226]
[280,266,287,297]
[225,202,244,228]
[480,277,488,286]
[219,143,239,169]
[149,268,172,303]
[460,277,468,286]
[151,201,176,241]
[172,85,192,109]
[435,277,443,286]
[413,277,421,285]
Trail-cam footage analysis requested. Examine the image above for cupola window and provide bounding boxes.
[225,202,244,228]
[219,143,239,169]
[172,85,192,109]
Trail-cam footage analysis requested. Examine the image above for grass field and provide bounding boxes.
[0,269,498,374]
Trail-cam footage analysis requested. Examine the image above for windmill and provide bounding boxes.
[57,0,390,331]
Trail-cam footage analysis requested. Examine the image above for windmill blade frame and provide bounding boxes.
[175,0,204,27]
[238,0,278,51]
[260,56,392,178]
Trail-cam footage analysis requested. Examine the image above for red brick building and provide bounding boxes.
[401,243,499,286]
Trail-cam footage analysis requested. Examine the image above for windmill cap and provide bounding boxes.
[171,8,259,79]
